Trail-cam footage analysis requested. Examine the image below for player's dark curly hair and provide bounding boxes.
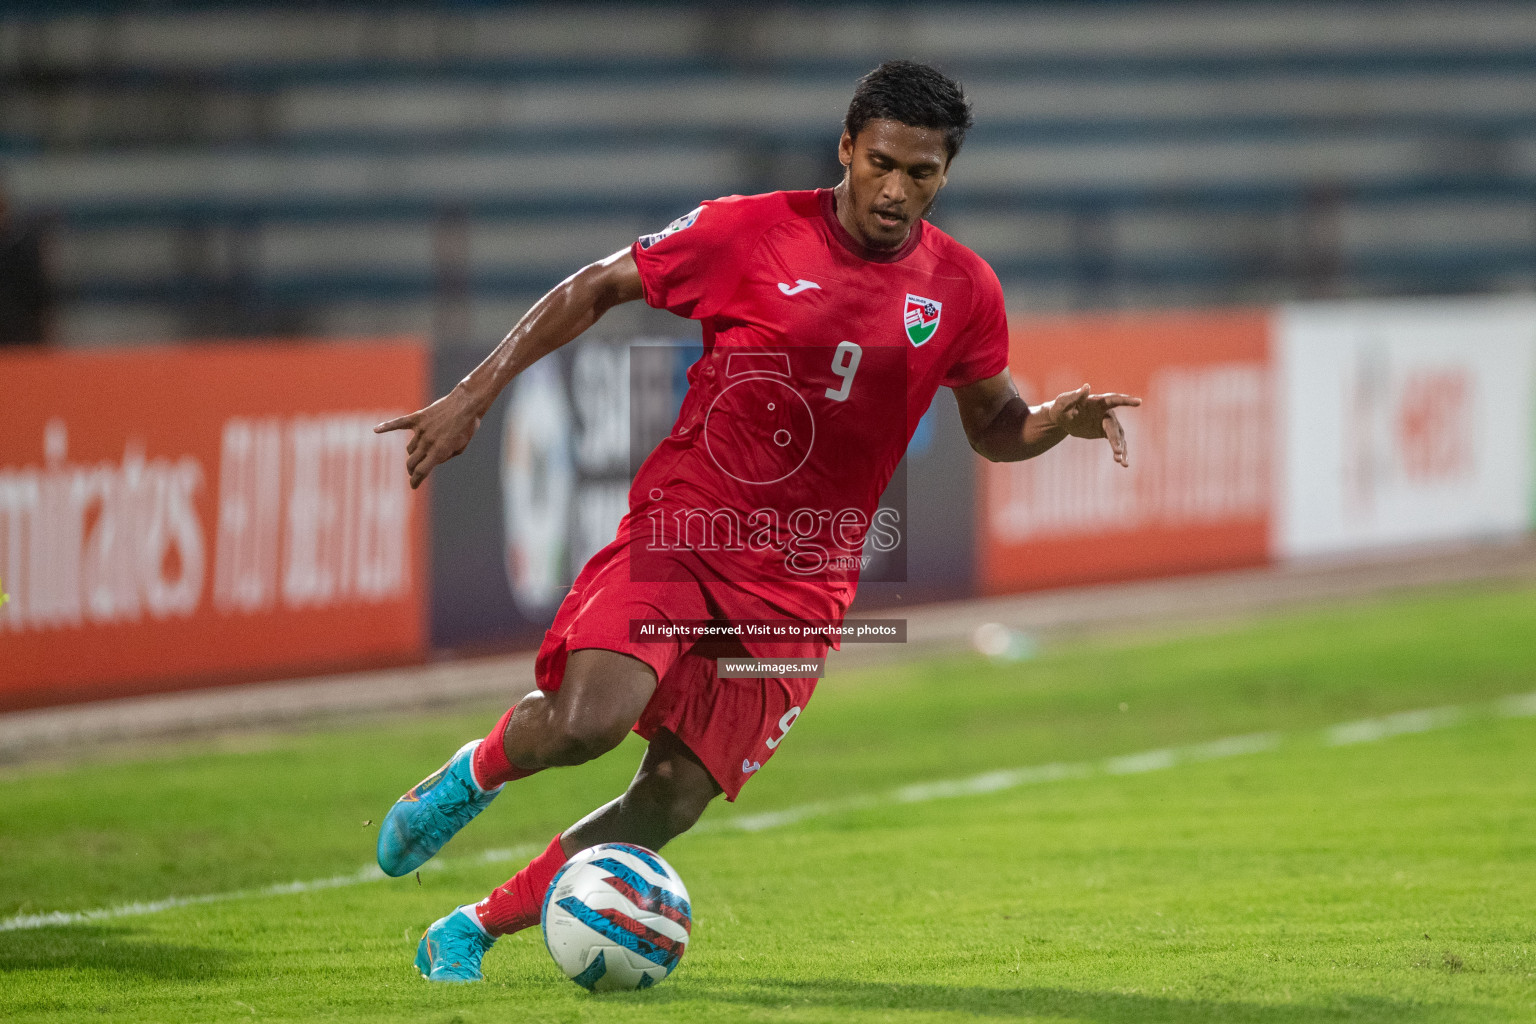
[844,60,974,161]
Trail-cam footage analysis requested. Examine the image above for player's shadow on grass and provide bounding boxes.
[656,978,1443,1022]
[0,926,241,980]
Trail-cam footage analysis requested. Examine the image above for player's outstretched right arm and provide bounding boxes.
[375,248,644,488]
[954,372,1142,466]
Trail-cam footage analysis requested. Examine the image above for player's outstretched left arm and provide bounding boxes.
[376,248,644,488]
[953,371,1142,466]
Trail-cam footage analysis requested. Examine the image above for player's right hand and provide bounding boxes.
[375,386,483,489]
[1045,383,1143,468]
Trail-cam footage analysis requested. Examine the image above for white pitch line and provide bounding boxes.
[715,731,1281,834]
[1326,706,1464,746]
[4,692,1532,933]
[0,864,388,932]
[1498,691,1536,718]
[0,844,542,934]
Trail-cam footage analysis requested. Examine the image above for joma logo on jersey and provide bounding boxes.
[903,295,942,347]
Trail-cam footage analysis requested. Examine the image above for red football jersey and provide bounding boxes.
[626,188,1009,627]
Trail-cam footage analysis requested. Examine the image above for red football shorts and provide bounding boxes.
[533,533,826,800]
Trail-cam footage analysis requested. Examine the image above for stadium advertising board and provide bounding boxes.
[0,341,427,709]
[1275,298,1536,558]
[978,311,1273,593]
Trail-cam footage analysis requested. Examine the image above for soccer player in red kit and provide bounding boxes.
[375,60,1140,982]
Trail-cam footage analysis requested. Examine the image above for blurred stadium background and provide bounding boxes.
[8,2,1536,342]
[2,0,1534,725]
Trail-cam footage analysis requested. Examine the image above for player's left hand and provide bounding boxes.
[1044,384,1143,467]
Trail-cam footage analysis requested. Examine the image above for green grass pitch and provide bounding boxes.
[3,580,1535,1022]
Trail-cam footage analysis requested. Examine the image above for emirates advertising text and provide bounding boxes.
[0,342,427,707]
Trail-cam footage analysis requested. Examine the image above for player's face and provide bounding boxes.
[836,119,950,249]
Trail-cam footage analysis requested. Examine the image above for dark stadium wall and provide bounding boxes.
[429,344,551,653]
[850,394,979,611]
[431,338,650,653]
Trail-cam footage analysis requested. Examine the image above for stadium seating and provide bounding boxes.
[3,2,1535,343]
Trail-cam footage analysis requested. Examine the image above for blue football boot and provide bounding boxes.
[378,739,502,877]
[415,906,496,982]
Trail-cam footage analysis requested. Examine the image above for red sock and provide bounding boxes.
[474,833,571,936]
[470,705,542,790]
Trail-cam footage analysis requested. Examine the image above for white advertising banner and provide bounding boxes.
[1276,297,1536,558]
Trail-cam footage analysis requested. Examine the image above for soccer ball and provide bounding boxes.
[540,842,692,991]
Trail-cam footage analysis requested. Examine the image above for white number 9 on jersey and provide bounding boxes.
[824,341,862,402]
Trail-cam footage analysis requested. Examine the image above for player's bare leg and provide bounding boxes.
[562,728,724,851]
[465,730,718,946]
[499,649,658,769]
[379,649,656,879]
[413,676,720,982]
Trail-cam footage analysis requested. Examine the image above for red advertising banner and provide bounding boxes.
[0,341,428,709]
[979,311,1273,594]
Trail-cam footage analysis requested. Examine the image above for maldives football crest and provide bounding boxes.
[903,295,942,347]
